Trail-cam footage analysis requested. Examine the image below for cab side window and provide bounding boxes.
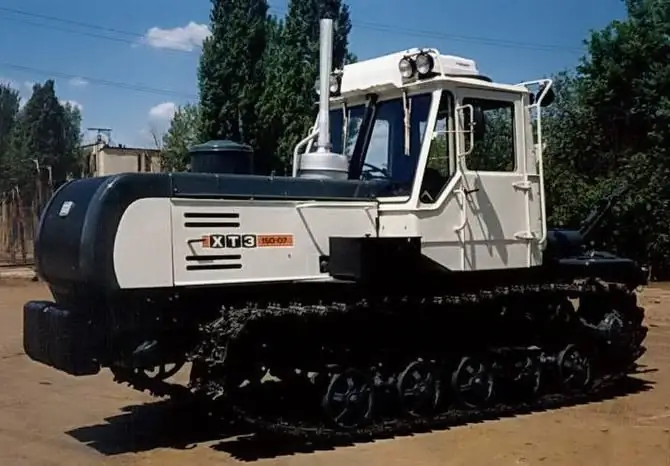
[463,98,516,172]
[420,92,455,203]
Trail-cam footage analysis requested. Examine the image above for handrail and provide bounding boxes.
[291,128,319,177]
[455,104,475,158]
[516,78,553,246]
[452,174,467,271]
[451,171,467,228]
[297,200,378,231]
[453,188,467,233]
[295,201,379,254]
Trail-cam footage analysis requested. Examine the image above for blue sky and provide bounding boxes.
[0,0,627,148]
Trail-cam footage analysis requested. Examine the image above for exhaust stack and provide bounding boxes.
[296,18,349,180]
[316,17,334,153]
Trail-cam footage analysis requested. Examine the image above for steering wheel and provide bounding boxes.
[361,162,391,180]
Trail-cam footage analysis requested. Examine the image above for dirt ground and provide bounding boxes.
[2,280,670,466]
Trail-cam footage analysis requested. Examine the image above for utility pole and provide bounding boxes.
[86,127,112,176]
[87,127,112,144]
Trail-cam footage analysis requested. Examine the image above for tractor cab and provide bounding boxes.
[294,48,554,206]
[294,47,556,272]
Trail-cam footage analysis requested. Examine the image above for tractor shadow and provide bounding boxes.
[66,368,655,461]
[66,396,252,455]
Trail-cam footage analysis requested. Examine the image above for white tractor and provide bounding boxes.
[23,19,647,436]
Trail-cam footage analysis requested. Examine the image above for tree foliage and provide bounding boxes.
[196,0,354,174]
[263,0,353,171]
[0,84,21,193]
[160,103,202,172]
[198,0,269,147]
[0,80,82,198]
[544,0,670,277]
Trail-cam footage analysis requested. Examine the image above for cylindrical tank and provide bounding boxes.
[189,140,254,175]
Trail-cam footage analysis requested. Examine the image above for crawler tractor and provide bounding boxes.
[23,20,648,438]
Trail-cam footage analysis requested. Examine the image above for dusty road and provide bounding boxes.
[1,279,670,466]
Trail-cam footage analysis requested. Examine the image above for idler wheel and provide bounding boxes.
[396,360,441,417]
[557,344,592,391]
[143,360,185,381]
[451,356,494,408]
[513,354,543,397]
[550,298,575,324]
[322,368,375,429]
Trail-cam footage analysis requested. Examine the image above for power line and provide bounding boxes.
[0,15,146,48]
[0,5,585,100]
[0,62,198,99]
[348,19,584,53]
[267,7,584,54]
[0,6,201,53]
[0,4,584,54]
[0,6,141,38]
[0,11,198,54]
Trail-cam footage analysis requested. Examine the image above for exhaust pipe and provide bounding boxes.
[296,18,349,180]
[315,18,334,153]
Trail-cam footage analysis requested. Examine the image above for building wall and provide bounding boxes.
[99,151,138,175]
[88,145,161,176]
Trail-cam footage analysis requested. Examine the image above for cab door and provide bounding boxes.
[455,87,537,270]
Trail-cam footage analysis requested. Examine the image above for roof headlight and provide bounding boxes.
[415,52,435,76]
[315,74,341,96]
[329,74,340,94]
[398,57,415,79]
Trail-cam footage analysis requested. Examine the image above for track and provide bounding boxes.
[3,279,668,465]
[112,279,648,443]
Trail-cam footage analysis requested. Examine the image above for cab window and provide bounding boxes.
[420,91,455,203]
[329,93,432,194]
[462,98,516,172]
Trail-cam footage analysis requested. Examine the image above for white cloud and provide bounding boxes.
[0,76,16,88]
[148,102,177,120]
[60,99,83,111]
[143,22,211,51]
[69,77,88,87]
[138,128,151,141]
[24,81,35,90]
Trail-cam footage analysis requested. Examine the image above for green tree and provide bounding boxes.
[5,80,82,189]
[0,84,21,193]
[255,14,288,173]
[61,101,84,178]
[261,0,353,172]
[543,0,670,276]
[198,0,269,146]
[5,117,33,191]
[160,103,202,172]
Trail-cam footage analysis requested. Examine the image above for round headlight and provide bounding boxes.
[329,75,339,94]
[398,57,415,78]
[315,75,340,95]
[415,53,434,76]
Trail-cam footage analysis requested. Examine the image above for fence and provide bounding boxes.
[0,184,49,267]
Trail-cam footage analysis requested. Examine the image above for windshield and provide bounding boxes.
[329,93,432,189]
